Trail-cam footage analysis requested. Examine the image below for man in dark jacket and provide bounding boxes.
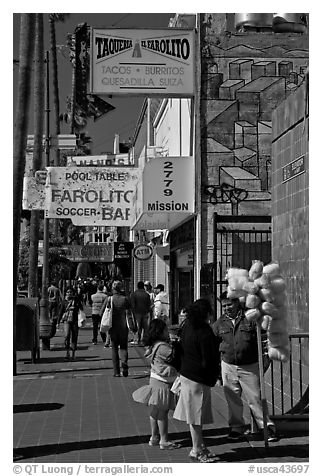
[100,280,131,377]
[211,291,278,442]
[130,281,151,345]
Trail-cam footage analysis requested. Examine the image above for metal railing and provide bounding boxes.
[266,333,309,416]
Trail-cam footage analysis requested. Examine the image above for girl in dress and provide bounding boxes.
[132,319,181,449]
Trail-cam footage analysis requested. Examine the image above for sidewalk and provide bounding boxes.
[13,319,309,464]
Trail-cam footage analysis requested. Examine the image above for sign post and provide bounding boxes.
[256,323,269,449]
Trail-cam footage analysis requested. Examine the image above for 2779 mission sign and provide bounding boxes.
[90,28,195,96]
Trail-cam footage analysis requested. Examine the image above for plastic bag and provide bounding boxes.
[267,331,289,348]
[272,291,287,307]
[261,315,271,330]
[258,288,274,302]
[268,345,289,362]
[254,274,270,289]
[228,276,249,291]
[260,301,279,317]
[170,376,181,395]
[226,268,248,279]
[126,312,138,333]
[78,309,86,328]
[227,285,247,299]
[268,319,287,334]
[268,276,286,294]
[243,281,260,295]
[100,306,112,333]
[245,308,262,322]
[263,262,280,277]
[245,294,261,309]
[248,260,264,280]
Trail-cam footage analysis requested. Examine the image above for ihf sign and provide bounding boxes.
[90,28,195,96]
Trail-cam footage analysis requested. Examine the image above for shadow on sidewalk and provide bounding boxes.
[13,426,309,462]
[13,403,64,413]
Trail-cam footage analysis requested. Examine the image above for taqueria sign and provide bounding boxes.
[90,28,195,96]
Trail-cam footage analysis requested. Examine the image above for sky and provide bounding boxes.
[13,13,175,154]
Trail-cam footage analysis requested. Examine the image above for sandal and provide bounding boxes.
[159,441,182,450]
[189,449,218,463]
[149,437,160,446]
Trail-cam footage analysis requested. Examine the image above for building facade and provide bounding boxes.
[130,13,308,328]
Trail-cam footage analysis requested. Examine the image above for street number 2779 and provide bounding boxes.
[163,161,173,196]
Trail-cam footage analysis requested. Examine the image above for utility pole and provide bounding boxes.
[38,50,52,348]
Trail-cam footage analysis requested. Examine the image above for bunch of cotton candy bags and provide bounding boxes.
[226,261,289,362]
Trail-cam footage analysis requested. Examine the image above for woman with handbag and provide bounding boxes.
[173,299,220,462]
[100,280,132,377]
[58,287,83,360]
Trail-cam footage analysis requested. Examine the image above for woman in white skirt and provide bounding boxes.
[173,299,221,462]
[132,319,181,450]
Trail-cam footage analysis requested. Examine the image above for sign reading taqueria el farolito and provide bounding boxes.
[44,167,138,226]
[90,28,195,96]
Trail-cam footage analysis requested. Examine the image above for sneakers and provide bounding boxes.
[241,427,279,443]
[189,448,218,463]
[113,373,121,377]
[122,368,129,377]
[226,430,244,441]
[267,426,279,442]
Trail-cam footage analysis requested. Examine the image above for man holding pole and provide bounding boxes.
[211,291,278,443]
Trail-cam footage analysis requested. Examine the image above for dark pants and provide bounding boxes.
[64,322,79,351]
[109,327,128,374]
[91,314,107,343]
[135,312,149,344]
[49,301,59,338]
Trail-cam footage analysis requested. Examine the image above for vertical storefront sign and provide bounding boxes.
[131,156,195,230]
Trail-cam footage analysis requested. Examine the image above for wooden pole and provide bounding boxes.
[256,322,269,449]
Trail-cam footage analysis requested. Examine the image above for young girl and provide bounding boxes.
[132,319,181,449]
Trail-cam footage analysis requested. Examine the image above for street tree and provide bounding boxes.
[28,13,44,298]
[13,13,36,374]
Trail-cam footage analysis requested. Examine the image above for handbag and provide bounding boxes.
[126,311,138,333]
[78,309,86,328]
[62,301,74,323]
[100,297,113,333]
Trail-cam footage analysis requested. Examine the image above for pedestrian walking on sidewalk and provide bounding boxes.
[173,299,220,462]
[58,287,83,360]
[100,280,131,377]
[91,284,109,346]
[48,281,62,337]
[153,284,169,324]
[130,281,151,345]
[211,291,278,443]
[144,281,155,325]
[132,319,181,450]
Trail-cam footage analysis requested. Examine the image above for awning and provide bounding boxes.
[131,156,195,231]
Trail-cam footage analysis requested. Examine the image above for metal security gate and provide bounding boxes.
[213,214,271,320]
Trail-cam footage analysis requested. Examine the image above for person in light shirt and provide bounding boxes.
[153,284,169,323]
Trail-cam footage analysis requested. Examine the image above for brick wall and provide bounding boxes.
[268,81,309,414]
[271,83,309,335]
